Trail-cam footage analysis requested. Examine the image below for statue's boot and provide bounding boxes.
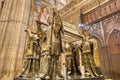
[19,60,31,77]
[85,65,95,77]
[39,54,50,79]
[56,60,64,79]
[67,56,72,75]
[90,60,99,77]
[77,66,82,75]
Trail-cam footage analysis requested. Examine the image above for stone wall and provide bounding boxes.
[0,0,31,79]
[61,0,107,26]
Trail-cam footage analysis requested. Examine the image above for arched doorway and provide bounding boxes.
[107,29,120,54]
[106,29,120,80]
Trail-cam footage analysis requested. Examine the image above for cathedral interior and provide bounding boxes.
[0,0,120,80]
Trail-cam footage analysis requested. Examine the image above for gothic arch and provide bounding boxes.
[106,28,120,45]
[106,28,120,54]
[105,28,120,80]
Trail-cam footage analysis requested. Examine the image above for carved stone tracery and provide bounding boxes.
[89,22,101,32]
[102,16,114,33]
[112,29,120,45]
[113,12,120,27]
[102,12,120,34]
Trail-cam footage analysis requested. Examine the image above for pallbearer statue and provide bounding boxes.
[48,8,64,79]
[72,44,81,75]
[35,8,64,79]
[64,43,73,75]
[81,32,98,77]
[35,20,51,79]
[35,5,52,79]
[64,43,81,76]
[18,29,40,78]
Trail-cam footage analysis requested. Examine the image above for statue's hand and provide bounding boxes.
[24,29,32,37]
[24,29,29,32]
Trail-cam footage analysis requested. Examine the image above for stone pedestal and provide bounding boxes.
[14,77,41,80]
[15,76,104,80]
[68,75,104,80]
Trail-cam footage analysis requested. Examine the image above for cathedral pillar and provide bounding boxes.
[0,0,31,79]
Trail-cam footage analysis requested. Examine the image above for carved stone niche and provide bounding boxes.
[107,29,120,54]
[112,29,120,45]
[102,12,120,35]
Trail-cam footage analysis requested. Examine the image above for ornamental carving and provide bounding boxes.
[113,12,120,27]
[112,29,120,44]
[88,22,103,39]
[103,12,120,33]
[89,22,101,32]
[102,16,114,33]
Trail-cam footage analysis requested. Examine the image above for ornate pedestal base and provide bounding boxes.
[14,77,41,80]
[15,75,104,80]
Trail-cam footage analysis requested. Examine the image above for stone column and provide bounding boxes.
[0,0,31,79]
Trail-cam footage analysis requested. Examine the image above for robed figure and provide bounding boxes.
[81,32,98,77]
[35,7,51,78]
[36,8,64,79]
[17,29,40,78]
[48,8,64,79]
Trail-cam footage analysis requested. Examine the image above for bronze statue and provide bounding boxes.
[64,43,73,75]
[48,8,64,79]
[35,20,51,79]
[71,44,81,75]
[17,8,64,80]
[18,29,40,78]
[81,32,98,77]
